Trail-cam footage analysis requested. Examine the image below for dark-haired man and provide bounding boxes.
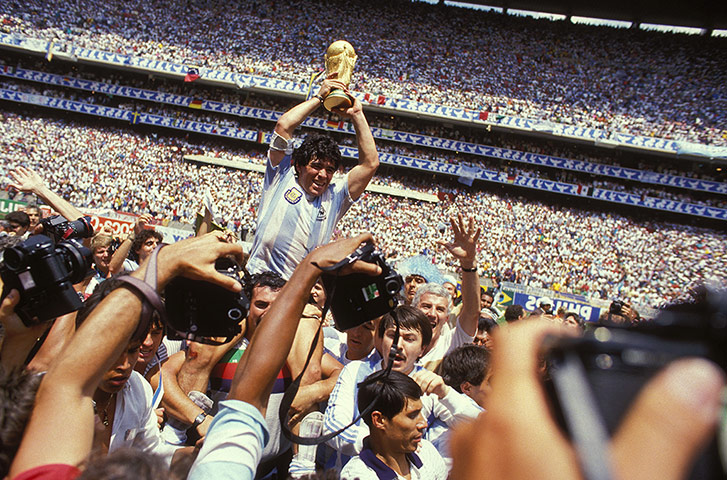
[340,371,447,480]
[324,305,481,471]
[246,75,379,279]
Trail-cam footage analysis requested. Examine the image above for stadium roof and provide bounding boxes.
[450,0,727,30]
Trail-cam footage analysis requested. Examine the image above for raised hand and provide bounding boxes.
[9,166,46,194]
[437,213,481,267]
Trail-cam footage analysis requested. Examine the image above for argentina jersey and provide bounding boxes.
[246,154,354,279]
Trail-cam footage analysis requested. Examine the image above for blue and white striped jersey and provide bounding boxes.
[246,153,354,280]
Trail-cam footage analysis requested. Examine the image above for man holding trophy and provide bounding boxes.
[247,40,380,280]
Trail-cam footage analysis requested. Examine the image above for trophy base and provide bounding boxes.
[324,89,353,112]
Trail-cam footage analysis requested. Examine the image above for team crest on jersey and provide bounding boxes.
[284,187,303,204]
[316,206,327,221]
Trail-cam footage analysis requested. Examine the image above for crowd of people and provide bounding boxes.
[1,0,726,146]
[5,55,726,187]
[1,73,725,480]
[2,111,725,309]
[3,76,726,210]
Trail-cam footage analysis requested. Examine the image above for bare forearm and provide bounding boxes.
[162,365,208,424]
[33,184,84,222]
[275,98,321,139]
[459,266,480,336]
[352,113,378,171]
[108,236,134,275]
[230,261,320,409]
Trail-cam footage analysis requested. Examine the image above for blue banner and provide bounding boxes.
[511,292,602,323]
[2,32,725,160]
[3,66,725,196]
[2,87,726,221]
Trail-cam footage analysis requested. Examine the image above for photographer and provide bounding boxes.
[8,232,244,479]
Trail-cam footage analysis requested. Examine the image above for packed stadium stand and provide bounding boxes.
[1,0,726,310]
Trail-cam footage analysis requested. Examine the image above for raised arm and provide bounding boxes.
[438,214,481,336]
[228,233,380,411]
[9,233,243,477]
[9,166,84,223]
[108,214,152,275]
[270,75,346,167]
[337,96,379,201]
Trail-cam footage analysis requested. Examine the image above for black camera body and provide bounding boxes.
[321,242,403,331]
[40,215,94,243]
[545,291,727,479]
[164,258,249,344]
[1,234,92,326]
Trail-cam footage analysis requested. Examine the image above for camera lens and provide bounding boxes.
[228,308,243,321]
[2,246,24,271]
[385,278,401,295]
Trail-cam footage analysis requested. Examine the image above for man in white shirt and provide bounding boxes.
[246,76,379,280]
[340,370,447,480]
[415,214,481,372]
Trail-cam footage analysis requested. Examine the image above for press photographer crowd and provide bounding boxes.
[1,0,727,478]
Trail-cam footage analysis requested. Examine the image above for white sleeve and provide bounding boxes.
[323,362,368,456]
[430,388,483,426]
[449,318,476,352]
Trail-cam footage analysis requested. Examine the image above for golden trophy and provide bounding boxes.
[323,40,357,112]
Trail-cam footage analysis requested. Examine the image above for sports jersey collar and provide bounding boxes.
[359,437,423,480]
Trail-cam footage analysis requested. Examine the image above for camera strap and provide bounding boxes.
[550,350,614,480]
[116,245,167,341]
[278,265,400,446]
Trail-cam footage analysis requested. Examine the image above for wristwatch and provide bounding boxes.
[190,411,207,431]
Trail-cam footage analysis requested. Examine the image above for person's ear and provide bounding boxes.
[371,411,387,431]
[461,381,473,396]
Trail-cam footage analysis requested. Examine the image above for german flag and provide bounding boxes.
[326,119,341,129]
[189,99,203,109]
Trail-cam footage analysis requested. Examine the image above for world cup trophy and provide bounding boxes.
[323,40,357,112]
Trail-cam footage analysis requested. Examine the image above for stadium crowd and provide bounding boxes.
[4,77,726,210]
[3,57,726,186]
[1,73,725,480]
[1,0,726,146]
[2,112,725,309]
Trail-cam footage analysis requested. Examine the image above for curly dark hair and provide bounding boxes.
[131,229,164,258]
[291,133,342,172]
[244,271,286,302]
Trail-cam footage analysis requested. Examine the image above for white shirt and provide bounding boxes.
[110,371,178,465]
[246,153,354,280]
[340,439,447,480]
[418,319,475,372]
[324,358,481,471]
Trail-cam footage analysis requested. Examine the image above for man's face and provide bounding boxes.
[26,208,41,227]
[136,236,160,263]
[99,340,141,393]
[541,303,552,314]
[564,314,580,329]
[480,293,494,310]
[246,285,280,338]
[416,293,449,345]
[443,282,456,299]
[404,275,426,303]
[93,246,111,271]
[310,281,326,309]
[379,397,427,454]
[6,221,28,237]
[345,319,377,361]
[137,322,164,372]
[380,326,424,375]
[473,329,494,350]
[465,370,493,408]
[296,156,336,197]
